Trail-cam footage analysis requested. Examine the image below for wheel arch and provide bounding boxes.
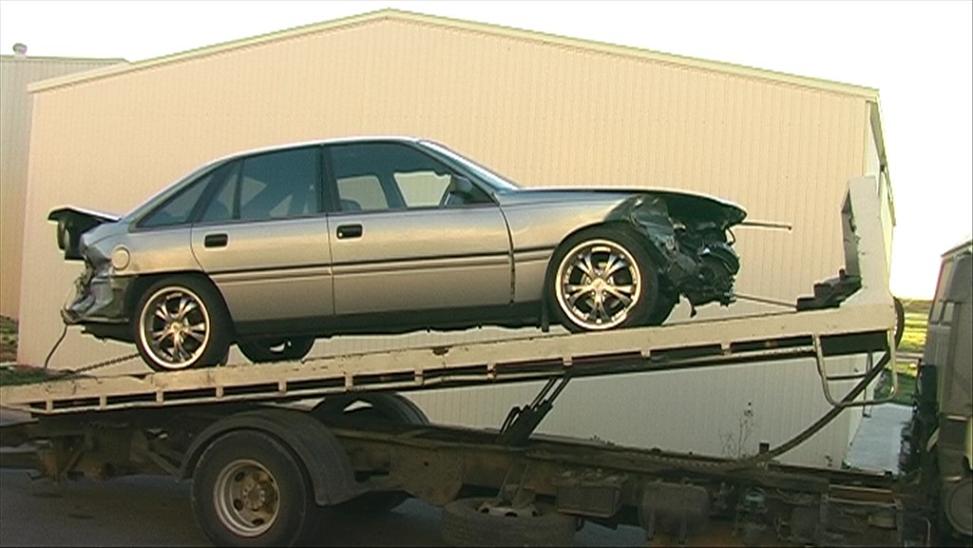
[542,220,656,309]
[311,392,429,425]
[126,270,234,325]
[179,407,363,506]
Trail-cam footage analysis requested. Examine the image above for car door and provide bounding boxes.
[190,146,334,326]
[324,142,511,316]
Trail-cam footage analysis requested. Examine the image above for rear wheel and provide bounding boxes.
[549,227,660,332]
[943,476,973,538]
[239,337,314,363]
[134,276,231,371]
[191,430,317,547]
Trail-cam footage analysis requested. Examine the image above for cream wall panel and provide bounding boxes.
[20,18,875,465]
[0,56,123,319]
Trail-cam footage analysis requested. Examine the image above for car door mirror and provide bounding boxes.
[450,175,475,197]
[441,175,489,207]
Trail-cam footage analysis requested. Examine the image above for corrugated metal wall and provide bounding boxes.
[0,55,124,319]
[19,17,879,465]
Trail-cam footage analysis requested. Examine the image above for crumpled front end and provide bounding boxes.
[622,193,745,308]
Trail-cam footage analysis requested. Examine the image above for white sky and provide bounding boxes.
[1,1,970,298]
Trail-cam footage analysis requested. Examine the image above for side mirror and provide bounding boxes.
[451,175,475,196]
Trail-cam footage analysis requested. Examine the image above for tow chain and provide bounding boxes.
[43,324,140,379]
[50,352,141,379]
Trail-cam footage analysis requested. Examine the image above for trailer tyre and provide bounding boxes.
[191,430,317,547]
[441,497,576,547]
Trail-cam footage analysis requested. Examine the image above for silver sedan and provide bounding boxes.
[49,137,746,371]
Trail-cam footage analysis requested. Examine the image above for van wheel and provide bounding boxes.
[191,431,317,547]
[134,276,230,371]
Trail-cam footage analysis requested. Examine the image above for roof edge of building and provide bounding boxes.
[0,55,127,64]
[26,8,879,100]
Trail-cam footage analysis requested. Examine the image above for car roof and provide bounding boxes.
[211,135,423,165]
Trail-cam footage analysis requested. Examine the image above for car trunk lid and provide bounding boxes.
[48,207,120,260]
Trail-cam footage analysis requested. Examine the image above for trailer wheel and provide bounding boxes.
[191,430,317,547]
[943,476,973,537]
[441,497,576,547]
[313,394,429,514]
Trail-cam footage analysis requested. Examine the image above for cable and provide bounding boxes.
[721,340,896,471]
[734,293,798,310]
[43,324,68,370]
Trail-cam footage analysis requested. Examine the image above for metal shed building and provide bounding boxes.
[0,52,126,318]
[17,9,893,466]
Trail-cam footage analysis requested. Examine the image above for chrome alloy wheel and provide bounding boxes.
[214,459,280,538]
[138,286,211,370]
[555,239,642,330]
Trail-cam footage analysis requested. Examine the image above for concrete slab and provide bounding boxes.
[844,403,912,473]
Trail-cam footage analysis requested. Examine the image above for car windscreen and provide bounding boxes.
[418,141,520,192]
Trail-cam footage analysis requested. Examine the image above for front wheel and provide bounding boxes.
[549,227,661,332]
[134,276,231,371]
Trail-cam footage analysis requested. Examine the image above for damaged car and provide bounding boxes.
[49,137,746,371]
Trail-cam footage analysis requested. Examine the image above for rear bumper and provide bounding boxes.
[62,269,133,333]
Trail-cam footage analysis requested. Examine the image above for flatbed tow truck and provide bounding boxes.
[0,177,967,546]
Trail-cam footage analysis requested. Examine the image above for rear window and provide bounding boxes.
[139,171,214,228]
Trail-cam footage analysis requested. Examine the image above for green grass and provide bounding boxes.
[0,365,51,386]
[873,298,931,405]
[0,315,17,363]
[0,316,52,386]
[898,299,931,354]
[874,360,919,405]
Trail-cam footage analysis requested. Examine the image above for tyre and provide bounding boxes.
[549,226,661,332]
[942,476,973,537]
[312,393,430,426]
[647,288,679,326]
[239,337,315,364]
[441,497,576,547]
[191,430,317,547]
[133,275,231,371]
[313,394,429,514]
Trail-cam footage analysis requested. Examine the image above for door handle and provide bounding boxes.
[204,233,228,248]
[336,224,363,240]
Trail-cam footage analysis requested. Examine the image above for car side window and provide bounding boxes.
[237,147,319,222]
[395,172,453,208]
[139,170,214,228]
[327,143,490,212]
[199,162,240,223]
[335,175,388,212]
